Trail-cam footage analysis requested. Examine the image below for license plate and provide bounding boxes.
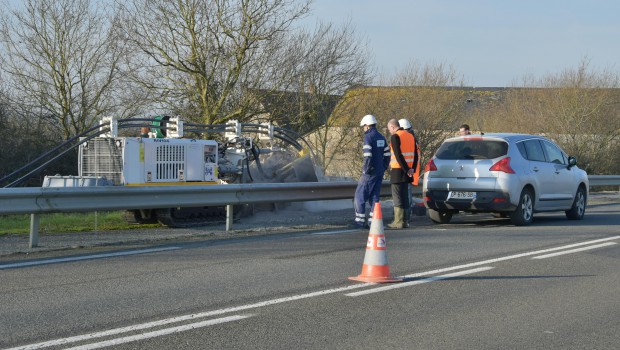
[448,191,476,200]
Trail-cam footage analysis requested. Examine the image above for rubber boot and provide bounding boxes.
[388,207,405,229]
[404,207,411,228]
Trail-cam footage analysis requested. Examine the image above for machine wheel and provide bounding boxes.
[428,208,453,224]
[565,186,587,220]
[510,188,534,226]
[155,206,241,228]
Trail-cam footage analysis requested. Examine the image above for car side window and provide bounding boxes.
[541,140,566,165]
[521,140,546,162]
[516,142,527,159]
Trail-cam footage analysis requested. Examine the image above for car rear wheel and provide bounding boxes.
[565,186,586,220]
[510,188,534,226]
[428,208,453,224]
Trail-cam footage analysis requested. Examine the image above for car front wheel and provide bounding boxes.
[565,186,587,220]
[428,208,453,224]
[510,188,534,226]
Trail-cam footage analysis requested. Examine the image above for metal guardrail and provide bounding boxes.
[0,181,372,248]
[588,175,620,186]
[1,176,617,216]
[0,181,397,216]
[0,176,617,248]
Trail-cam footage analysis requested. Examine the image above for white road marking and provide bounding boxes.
[5,284,371,350]
[531,242,617,259]
[345,267,495,297]
[63,315,254,350]
[0,247,180,270]
[396,236,620,279]
[312,229,359,235]
[5,236,618,349]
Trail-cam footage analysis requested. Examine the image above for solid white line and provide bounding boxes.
[5,236,619,349]
[531,242,617,259]
[345,266,495,297]
[64,315,253,350]
[5,284,371,350]
[0,247,180,270]
[312,229,359,235]
[398,236,620,279]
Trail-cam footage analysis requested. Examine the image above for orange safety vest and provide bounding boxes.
[390,129,421,185]
[411,142,421,186]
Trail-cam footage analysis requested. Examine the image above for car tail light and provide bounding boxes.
[489,157,515,174]
[425,159,437,172]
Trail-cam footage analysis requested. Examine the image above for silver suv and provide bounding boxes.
[422,133,588,226]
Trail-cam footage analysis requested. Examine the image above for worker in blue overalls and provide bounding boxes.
[353,114,390,228]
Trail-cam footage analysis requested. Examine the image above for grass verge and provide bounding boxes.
[0,211,159,235]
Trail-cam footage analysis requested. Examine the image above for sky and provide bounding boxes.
[4,0,618,88]
[301,0,620,87]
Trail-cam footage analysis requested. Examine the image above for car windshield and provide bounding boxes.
[435,140,508,160]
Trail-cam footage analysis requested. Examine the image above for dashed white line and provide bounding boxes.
[344,237,620,297]
[345,267,495,297]
[531,242,617,259]
[395,236,620,278]
[4,236,618,349]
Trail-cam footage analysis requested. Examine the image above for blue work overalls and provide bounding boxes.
[354,127,390,227]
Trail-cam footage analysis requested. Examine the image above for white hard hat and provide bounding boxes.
[360,114,377,126]
[398,118,412,129]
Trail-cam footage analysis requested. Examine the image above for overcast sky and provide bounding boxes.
[302,0,620,87]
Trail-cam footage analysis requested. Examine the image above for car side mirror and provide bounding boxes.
[567,156,577,168]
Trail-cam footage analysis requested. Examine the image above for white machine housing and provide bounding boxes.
[79,137,219,185]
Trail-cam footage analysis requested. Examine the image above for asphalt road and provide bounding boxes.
[1,197,619,349]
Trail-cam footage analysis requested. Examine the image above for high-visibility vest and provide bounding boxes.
[408,129,422,185]
[411,142,421,185]
[390,129,421,185]
[390,129,415,169]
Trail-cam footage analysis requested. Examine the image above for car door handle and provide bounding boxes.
[532,167,539,172]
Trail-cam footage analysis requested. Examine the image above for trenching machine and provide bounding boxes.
[1,116,320,227]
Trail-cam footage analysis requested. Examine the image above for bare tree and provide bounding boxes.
[492,58,620,174]
[0,80,77,186]
[0,0,129,139]
[384,61,466,169]
[117,0,312,125]
[537,59,620,174]
[280,20,372,172]
[317,61,467,177]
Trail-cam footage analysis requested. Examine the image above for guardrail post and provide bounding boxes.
[29,214,40,248]
[226,204,233,232]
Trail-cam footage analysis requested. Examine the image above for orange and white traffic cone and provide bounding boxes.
[349,202,402,283]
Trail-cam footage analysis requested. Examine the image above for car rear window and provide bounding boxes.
[435,140,508,160]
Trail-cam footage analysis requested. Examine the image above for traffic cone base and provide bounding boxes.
[349,202,402,283]
[348,264,402,283]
